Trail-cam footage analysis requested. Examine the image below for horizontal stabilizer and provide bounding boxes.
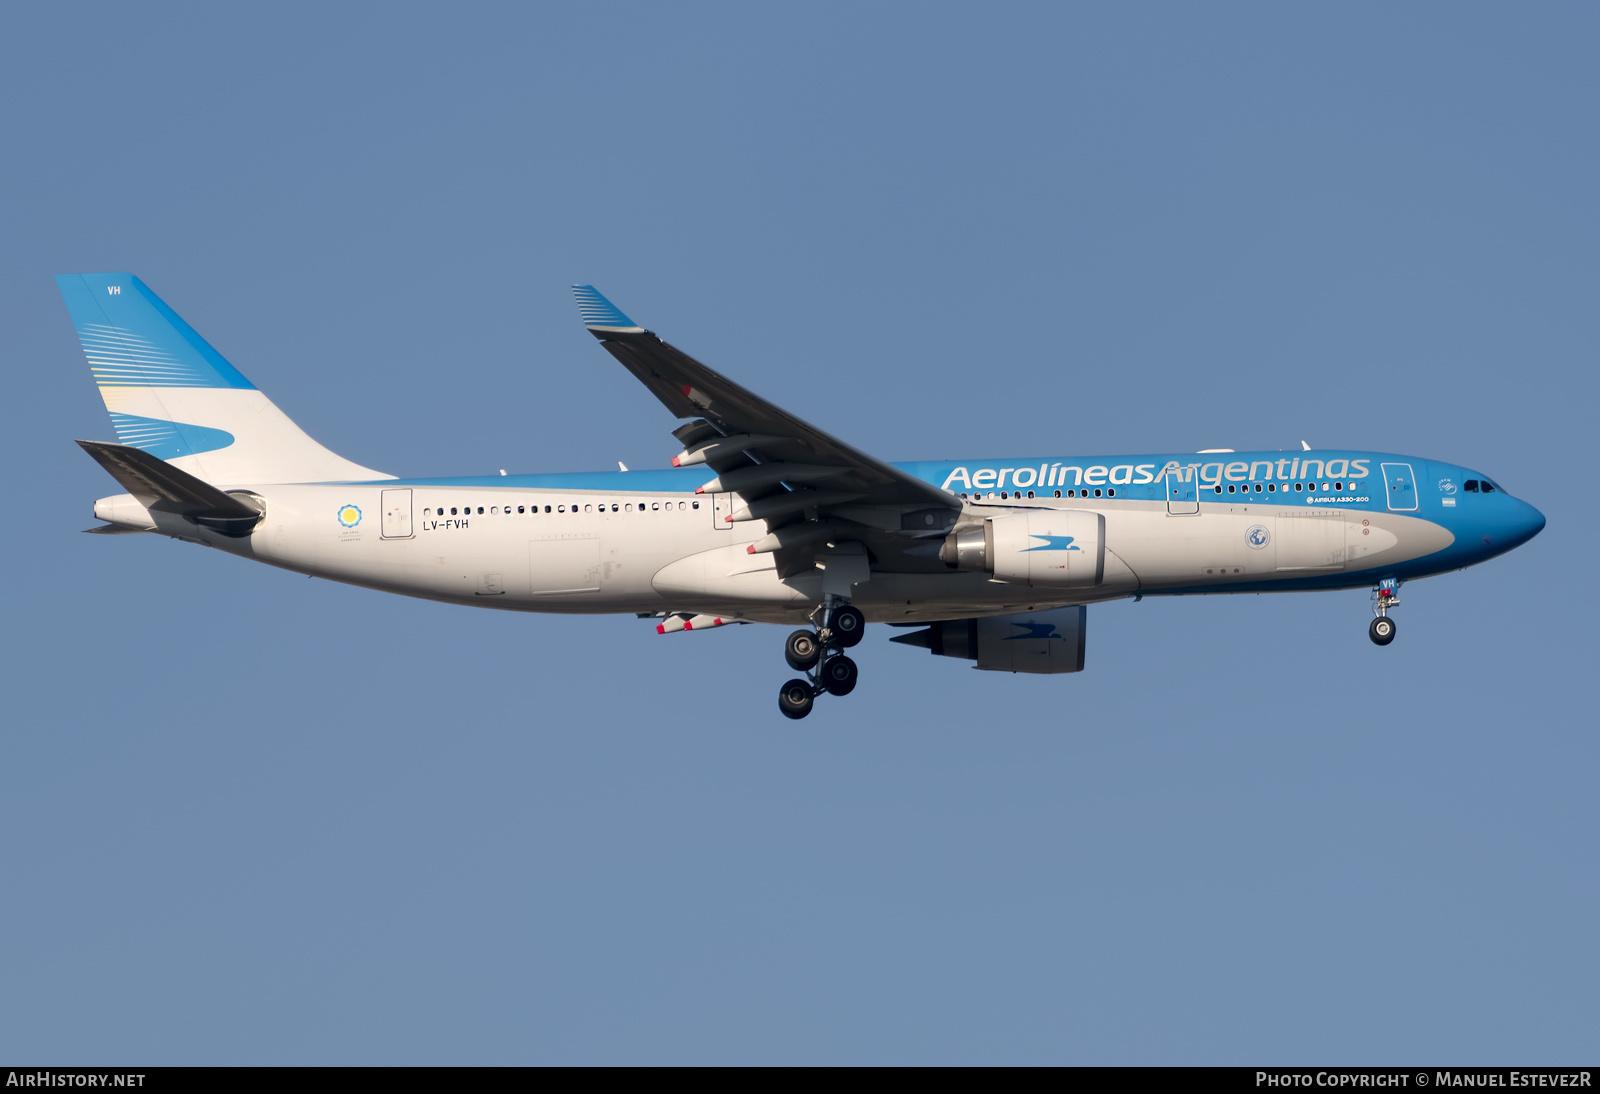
[77,440,263,536]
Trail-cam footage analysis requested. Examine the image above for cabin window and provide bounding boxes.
[450,507,458,515]
[1294,483,1303,491]
[1107,489,1116,497]
[1228,485,1236,494]
[1268,484,1276,492]
[1053,490,1062,498]
[1093,488,1103,498]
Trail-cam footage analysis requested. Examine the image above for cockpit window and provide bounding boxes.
[1463,480,1480,493]
[1481,480,1496,493]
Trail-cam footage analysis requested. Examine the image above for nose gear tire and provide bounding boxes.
[1369,617,1397,646]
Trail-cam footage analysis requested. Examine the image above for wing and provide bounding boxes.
[572,285,961,577]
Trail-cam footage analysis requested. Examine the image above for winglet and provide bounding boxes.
[572,285,644,332]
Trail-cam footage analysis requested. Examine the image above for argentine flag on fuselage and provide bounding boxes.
[56,274,388,486]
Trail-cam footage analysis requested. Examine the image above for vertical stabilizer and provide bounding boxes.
[56,274,390,485]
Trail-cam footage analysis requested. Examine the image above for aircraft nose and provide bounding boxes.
[1503,498,1546,549]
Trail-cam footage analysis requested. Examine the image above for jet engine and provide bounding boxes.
[890,606,1087,674]
[939,510,1104,588]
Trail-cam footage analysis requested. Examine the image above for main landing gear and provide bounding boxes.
[777,600,866,720]
[1369,578,1400,646]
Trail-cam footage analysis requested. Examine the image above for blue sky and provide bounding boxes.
[1,2,1595,1063]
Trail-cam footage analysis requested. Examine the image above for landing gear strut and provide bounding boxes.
[775,598,866,719]
[1369,578,1400,646]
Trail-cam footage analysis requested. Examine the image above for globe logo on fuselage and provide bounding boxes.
[337,504,362,528]
[1245,524,1270,549]
[1438,478,1457,494]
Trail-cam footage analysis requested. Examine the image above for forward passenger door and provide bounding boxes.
[1166,467,1199,515]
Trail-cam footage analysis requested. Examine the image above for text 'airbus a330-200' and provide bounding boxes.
[60,275,1546,718]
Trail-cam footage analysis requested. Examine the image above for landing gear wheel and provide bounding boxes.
[820,655,859,696]
[1369,617,1397,646]
[829,605,866,648]
[784,629,821,671]
[778,678,815,719]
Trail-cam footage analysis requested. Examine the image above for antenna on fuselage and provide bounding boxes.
[1300,441,1311,451]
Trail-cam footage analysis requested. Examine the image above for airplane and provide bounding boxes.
[59,273,1547,719]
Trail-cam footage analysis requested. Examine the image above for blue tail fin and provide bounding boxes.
[56,274,257,390]
[57,274,389,485]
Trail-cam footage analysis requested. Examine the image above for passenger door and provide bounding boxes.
[1381,463,1418,512]
[1166,466,1199,515]
[381,488,413,538]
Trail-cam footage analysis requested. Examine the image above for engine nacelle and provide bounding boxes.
[890,606,1087,674]
[940,510,1104,588]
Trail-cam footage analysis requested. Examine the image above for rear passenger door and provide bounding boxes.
[381,489,413,538]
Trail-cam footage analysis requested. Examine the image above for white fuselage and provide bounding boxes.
[142,478,1456,627]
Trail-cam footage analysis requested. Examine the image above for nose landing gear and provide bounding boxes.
[1369,578,1400,646]
[776,598,866,719]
